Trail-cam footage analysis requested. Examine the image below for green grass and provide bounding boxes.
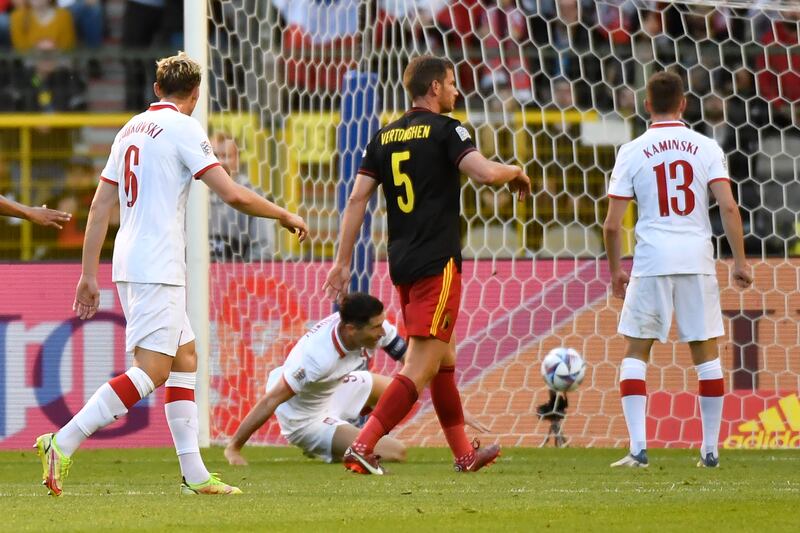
[1,447,798,532]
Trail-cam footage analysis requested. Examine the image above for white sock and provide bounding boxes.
[165,371,210,484]
[696,358,724,459]
[620,357,648,455]
[56,367,154,457]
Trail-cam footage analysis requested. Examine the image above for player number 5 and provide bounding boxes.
[391,150,414,213]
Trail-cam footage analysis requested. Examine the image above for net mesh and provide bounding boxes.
[206,0,800,449]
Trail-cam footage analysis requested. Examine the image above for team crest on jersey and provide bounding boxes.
[292,367,306,383]
[455,126,471,141]
[200,140,212,156]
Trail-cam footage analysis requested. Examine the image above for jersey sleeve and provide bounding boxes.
[378,320,407,361]
[176,120,221,179]
[357,135,380,180]
[99,138,120,185]
[281,346,333,394]
[444,120,478,168]
[707,143,731,185]
[607,144,635,199]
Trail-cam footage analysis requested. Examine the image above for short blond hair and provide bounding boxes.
[155,51,201,97]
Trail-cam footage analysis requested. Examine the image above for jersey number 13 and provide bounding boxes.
[653,159,695,217]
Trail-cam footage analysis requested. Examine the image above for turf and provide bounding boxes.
[1,447,798,532]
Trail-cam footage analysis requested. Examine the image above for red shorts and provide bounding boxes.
[396,258,461,343]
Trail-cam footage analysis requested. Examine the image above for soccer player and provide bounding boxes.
[603,71,752,469]
[224,293,409,466]
[324,55,531,475]
[34,51,308,496]
[223,292,491,467]
[0,194,71,228]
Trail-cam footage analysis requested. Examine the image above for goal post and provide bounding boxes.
[184,0,211,447]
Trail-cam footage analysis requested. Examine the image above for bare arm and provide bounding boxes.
[224,376,295,464]
[74,181,118,320]
[323,174,380,299]
[201,165,308,241]
[458,151,531,199]
[603,197,631,299]
[0,194,72,229]
[710,180,753,288]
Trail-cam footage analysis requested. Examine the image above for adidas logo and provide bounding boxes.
[723,394,800,449]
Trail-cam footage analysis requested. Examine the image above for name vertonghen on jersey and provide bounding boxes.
[380,125,432,145]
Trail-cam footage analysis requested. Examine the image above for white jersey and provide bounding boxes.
[269,313,400,423]
[100,102,220,285]
[607,120,730,276]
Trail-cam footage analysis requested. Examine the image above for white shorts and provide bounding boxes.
[618,274,724,343]
[116,282,195,357]
[275,371,373,463]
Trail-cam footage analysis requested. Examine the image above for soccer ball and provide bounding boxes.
[540,347,586,392]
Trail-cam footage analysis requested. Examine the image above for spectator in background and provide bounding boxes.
[57,0,102,48]
[476,0,533,106]
[209,132,276,262]
[10,0,75,51]
[275,0,358,101]
[756,9,800,127]
[0,0,16,47]
[122,0,165,110]
[4,40,86,111]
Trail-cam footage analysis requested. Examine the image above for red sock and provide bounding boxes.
[353,374,418,455]
[430,365,473,459]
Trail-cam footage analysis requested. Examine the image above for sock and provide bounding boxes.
[619,357,648,455]
[352,374,418,455]
[56,367,154,457]
[430,365,473,460]
[696,358,724,459]
[164,371,210,485]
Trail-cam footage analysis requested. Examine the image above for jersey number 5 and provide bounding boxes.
[123,145,140,208]
[391,151,415,213]
[653,159,695,216]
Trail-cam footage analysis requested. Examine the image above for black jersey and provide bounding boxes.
[358,107,477,285]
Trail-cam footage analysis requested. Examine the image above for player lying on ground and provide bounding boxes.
[0,194,71,228]
[224,292,489,466]
[325,56,531,475]
[604,71,752,469]
[35,51,308,497]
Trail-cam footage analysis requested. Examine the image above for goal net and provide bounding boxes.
[206,0,800,450]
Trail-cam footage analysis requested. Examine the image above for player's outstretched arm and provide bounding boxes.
[324,174,379,300]
[458,151,531,200]
[710,180,753,289]
[603,197,630,299]
[224,376,295,466]
[0,194,72,229]
[201,165,308,242]
[74,181,118,320]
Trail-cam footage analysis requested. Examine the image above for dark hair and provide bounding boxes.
[646,71,684,114]
[403,56,454,99]
[339,293,384,327]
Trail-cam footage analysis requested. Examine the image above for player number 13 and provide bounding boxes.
[653,159,695,217]
[391,150,415,213]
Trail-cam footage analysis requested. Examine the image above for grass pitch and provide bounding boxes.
[1,447,798,532]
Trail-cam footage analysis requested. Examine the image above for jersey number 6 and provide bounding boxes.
[653,159,695,217]
[123,145,140,208]
[391,150,415,213]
